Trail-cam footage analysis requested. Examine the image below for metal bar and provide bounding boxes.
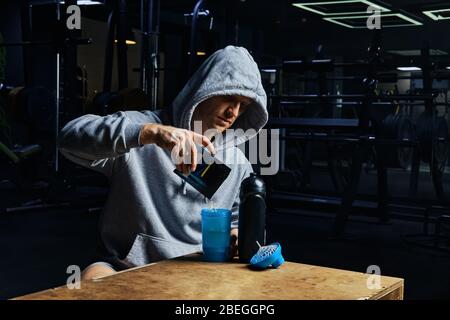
[117,0,128,90]
[148,0,153,39]
[279,128,286,171]
[139,0,147,91]
[267,117,362,129]
[147,0,153,98]
[376,147,390,222]
[0,41,58,47]
[280,135,418,147]
[55,1,61,173]
[409,149,421,198]
[151,0,160,109]
[421,41,433,113]
[282,135,361,143]
[103,11,115,92]
[188,0,205,76]
[20,2,33,87]
[55,52,60,173]
[302,142,313,187]
[277,75,450,81]
[271,94,365,100]
[270,94,435,101]
[278,101,394,107]
[5,202,71,213]
[270,191,437,213]
[0,38,93,47]
[332,145,365,237]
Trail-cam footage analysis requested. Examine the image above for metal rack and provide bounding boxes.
[263,32,450,236]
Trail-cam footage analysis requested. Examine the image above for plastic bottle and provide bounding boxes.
[238,173,266,263]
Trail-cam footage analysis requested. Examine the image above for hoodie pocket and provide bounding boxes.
[124,233,201,267]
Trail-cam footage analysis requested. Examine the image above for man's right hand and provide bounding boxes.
[139,124,215,175]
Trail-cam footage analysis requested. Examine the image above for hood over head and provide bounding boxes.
[171,46,268,148]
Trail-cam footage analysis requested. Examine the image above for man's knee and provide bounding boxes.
[81,262,116,281]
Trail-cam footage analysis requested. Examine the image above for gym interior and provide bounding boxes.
[1,0,450,300]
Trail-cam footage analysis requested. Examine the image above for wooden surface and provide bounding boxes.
[14,254,404,300]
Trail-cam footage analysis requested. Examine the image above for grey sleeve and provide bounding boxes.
[58,111,145,176]
[231,163,254,229]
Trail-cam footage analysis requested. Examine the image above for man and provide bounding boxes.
[59,46,268,280]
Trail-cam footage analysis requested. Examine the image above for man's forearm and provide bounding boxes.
[59,112,143,161]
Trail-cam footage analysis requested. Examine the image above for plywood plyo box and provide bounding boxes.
[14,254,404,300]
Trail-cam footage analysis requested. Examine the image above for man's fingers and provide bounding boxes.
[171,142,182,166]
[193,132,215,156]
[182,164,191,176]
[230,235,238,246]
[177,136,190,175]
[171,130,208,175]
[189,138,198,172]
[172,142,188,176]
[229,231,238,258]
[229,243,238,258]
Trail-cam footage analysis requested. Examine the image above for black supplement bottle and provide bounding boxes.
[238,173,266,263]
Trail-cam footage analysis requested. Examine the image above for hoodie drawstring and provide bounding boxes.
[182,180,187,195]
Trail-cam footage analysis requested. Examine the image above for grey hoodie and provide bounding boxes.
[59,46,268,269]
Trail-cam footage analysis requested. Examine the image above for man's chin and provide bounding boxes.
[210,123,227,131]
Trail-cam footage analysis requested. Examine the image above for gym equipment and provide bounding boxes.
[266,34,449,236]
[188,0,207,76]
[0,97,42,190]
[266,170,303,192]
[0,94,12,146]
[434,210,450,249]
[0,1,106,213]
[328,141,355,193]
[140,0,160,109]
[416,111,449,164]
[6,86,54,135]
[378,113,414,169]
[92,88,150,116]
[268,141,304,192]
[92,0,151,116]
[0,32,6,82]
[415,111,449,204]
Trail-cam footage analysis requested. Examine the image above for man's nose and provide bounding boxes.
[225,102,241,117]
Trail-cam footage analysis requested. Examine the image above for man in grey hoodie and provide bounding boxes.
[59,46,268,280]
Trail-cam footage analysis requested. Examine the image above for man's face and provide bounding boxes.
[191,95,252,136]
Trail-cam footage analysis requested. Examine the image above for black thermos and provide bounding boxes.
[238,173,266,263]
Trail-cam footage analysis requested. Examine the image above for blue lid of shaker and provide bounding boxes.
[250,242,285,269]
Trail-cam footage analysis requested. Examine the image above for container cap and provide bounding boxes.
[249,242,285,269]
[240,173,266,198]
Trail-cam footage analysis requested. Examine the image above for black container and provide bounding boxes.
[173,146,231,199]
[238,173,266,263]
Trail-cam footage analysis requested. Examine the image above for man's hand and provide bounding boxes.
[229,228,238,259]
[139,124,215,175]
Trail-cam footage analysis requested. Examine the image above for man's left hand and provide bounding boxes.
[229,228,238,259]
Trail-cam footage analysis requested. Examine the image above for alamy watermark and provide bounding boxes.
[367,5,381,30]
[66,265,81,289]
[172,121,280,176]
[66,5,81,30]
[366,265,382,290]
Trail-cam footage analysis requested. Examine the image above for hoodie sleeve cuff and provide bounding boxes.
[125,123,145,149]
